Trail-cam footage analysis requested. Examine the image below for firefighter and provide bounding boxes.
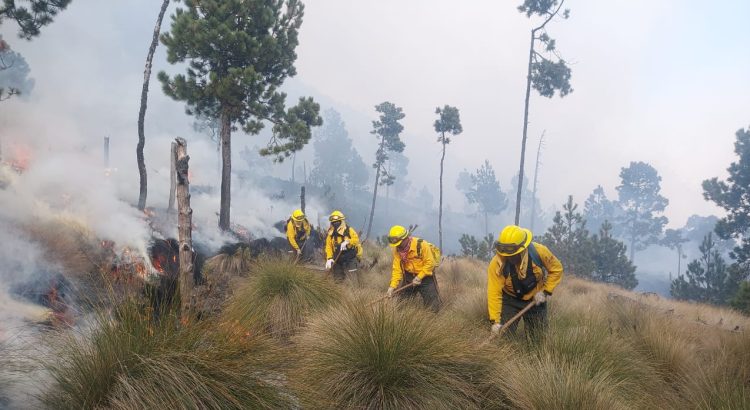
[385,225,441,312]
[487,225,563,340]
[286,209,312,260]
[324,210,362,282]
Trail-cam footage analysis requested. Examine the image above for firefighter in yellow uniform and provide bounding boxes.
[286,209,312,260]
[324,211,362,282]
[385,225,441,312]
[487,225,563,340]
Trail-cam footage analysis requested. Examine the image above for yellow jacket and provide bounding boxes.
[390,237,436,288]
[487,242,563,323]
[324,222,362,260]
[286,218,311,251]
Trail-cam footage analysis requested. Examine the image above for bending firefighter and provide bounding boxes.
[286,209,312,260]
[385,225,441,312]
[487,225,563,339]
[324,211,362,282]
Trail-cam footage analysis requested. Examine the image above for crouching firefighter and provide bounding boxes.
[487,225,563,340]
[324,211,362,282]
[287,209,312,260]
[385,225,442,312]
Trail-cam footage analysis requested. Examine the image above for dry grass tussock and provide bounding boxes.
[202,246,254,279]
[292,299,505,409]
[223,258,341,340]
[23,217,110,280]
[41,301,293,410]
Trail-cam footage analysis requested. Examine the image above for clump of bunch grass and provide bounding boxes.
[41,301,293,409]
[292,299,500,409]
[223,259,340,339]
[202,245,254,279]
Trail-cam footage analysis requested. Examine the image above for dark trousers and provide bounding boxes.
[501,292,548,341]
[399,272,441,312]
[331,249,357,283]
[294,239,314,263]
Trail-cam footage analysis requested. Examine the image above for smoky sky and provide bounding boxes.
[1,0,749,229]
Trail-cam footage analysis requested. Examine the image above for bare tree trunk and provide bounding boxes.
[300,186,306,213]
[484,211,489,237]
[365,137,386,241]
[168,141,176,213]
[438,135,446,250]
[291,152,296,183]
[219,110,231,231]
[103,136,110,168]
[365,164,381,242]
[530,130,545,231]
[174,137,194,319]
[677,247,682,277]
[514,29,536,225]
[137,0,170,211]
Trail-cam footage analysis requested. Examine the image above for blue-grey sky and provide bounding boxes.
[1,0,749,229]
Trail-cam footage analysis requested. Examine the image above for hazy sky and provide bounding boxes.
[2,0,749,229]
[293,0,750,227]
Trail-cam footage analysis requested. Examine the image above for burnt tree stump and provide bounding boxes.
[175,137,194,318]
[168,141,177,213]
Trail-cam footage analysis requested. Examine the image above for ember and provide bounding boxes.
[11,272,74,326]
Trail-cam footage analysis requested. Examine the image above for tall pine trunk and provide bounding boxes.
[484,211,489,237]
[137,0,170,211]
[530,130,544,231]
[365,136,386,241]
[514,29,536,225]
[218,110,232,231]
[438,135,446,250]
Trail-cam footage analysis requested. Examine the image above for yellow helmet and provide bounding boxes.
[329,210,345,222]
[291,209,305,222]
[495,225,533,256]
[387,225,409,247]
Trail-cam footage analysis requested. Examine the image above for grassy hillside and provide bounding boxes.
[5,242,750,409]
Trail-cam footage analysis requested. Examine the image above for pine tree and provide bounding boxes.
[730,281,750,314]
[513,0,572,224]
[541,196,593,277]
[309,109,368,194]
[364,101,405,240]
[158,0,321,231]
[459,234,479,258]
[670,233,744,305]
[616,161,669,262]
[703,127,750,264]
[590,221,637,289]
[0,43,33,100]
[434,105,463,251]
[465,160,507,236]
[583,185,618,234]
[0,0,71,101]
[662,228,689,277]
[0,0,72,39]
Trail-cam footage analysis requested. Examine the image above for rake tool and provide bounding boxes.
[367,282,415,306]
[481,298,539,346]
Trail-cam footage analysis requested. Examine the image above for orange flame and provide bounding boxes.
[7,143,32,173]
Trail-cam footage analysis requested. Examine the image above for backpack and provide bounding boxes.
[416,239,442,267]
[503,243,547,297]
